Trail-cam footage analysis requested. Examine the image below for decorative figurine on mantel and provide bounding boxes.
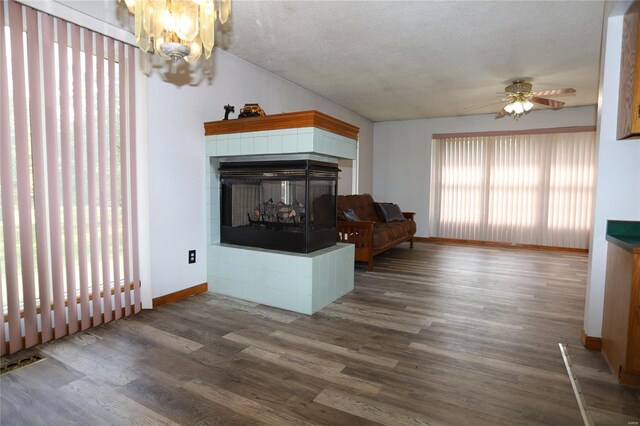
[238,103,266,118]
[223,104,235,120]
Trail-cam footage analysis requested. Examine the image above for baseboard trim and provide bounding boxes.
[413,237,431,243]
[414,237,588,253]
[580,329,603,351]
[152,283,208,309]
[619,370,640,386]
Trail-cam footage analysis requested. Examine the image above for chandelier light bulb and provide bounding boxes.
[160,9,174,31]
[523,100,534,112]
[504,103,515,114]
[185,36,203,63]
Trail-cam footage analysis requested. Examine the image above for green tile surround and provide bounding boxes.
[207,243,355,314]
[606,220,640,253]
[205,127,357,159]
[205,126,358,314]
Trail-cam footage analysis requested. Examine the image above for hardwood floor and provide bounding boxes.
[2,242,640,425]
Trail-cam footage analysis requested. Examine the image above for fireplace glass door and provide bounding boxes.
[219,160,338,253]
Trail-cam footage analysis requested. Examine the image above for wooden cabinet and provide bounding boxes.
[602,236,640,386]
[617,1,640,140]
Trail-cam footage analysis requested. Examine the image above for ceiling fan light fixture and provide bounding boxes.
[492,80,576,121]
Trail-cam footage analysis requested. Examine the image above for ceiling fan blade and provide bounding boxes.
[531,88,576,97]
[463,100,508,112]
[495,109,508,119]
[531,96,565,108]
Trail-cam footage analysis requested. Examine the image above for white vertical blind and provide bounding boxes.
[429,131,596,249]
[1,0,140,354]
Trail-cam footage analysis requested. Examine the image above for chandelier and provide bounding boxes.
[119,0,231,62]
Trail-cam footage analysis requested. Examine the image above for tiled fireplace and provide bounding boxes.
[205,111,358,314]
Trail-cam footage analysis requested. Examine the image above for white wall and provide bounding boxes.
[147,49,373,299]
[373,106,597,237]
[584,3,640,338]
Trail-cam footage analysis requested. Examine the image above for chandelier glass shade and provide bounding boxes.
[119,0,230,62]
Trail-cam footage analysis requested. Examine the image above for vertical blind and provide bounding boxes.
[1,0,140,355]
[429,130,596,249]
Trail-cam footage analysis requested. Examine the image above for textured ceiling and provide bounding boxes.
[64,0,605,122]
[223,1,604,121]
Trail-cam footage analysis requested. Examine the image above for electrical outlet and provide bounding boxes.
[188,250,196,264]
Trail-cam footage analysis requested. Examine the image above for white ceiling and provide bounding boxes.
[63,0,605,122]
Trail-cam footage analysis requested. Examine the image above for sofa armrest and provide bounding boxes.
[337,220,376,248]
[403,212,415,221]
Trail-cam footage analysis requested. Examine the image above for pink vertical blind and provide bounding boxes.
[1,0,140,354]
[128,45,141,315]
[58,18,79,336]
[118,43,131,318]
[71,22,91,331]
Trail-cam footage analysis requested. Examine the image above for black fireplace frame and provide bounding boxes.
[219,159,339,253]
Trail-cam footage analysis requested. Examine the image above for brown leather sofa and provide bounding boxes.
[337,194,416,270]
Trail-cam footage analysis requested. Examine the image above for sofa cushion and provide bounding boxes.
[375,202,406,222]
[337,194,380,222]
[342,208,361,221]
[372,221,416,248]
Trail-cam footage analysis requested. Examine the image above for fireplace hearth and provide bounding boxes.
[219,159,338,253]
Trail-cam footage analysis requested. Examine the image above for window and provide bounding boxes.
[429,130,596,249]
[1,0,140,354]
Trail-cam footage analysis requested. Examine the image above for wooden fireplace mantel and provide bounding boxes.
[203,110,360,140]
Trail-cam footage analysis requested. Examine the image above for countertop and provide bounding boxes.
[606,220,640,254]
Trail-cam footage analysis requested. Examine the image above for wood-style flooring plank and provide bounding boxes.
[206,295,302,324]
[240,346,382,395]
[110,317,204,353]
[183,378,315,425]
[270,330,399,368]
[39,338,141,387]
[314,387,432,426]
[57,377,180,425]
[223,330,348,375]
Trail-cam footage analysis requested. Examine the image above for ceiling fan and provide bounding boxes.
[494,81,576,120]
